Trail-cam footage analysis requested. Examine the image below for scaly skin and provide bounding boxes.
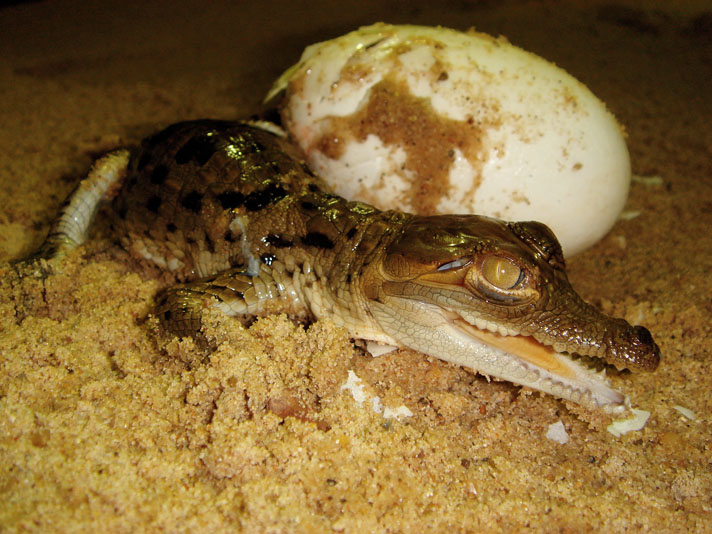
[24,120,660,410]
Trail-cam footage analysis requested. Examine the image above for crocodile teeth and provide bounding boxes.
[553,342,567,353]
[451,316,626,410]
[471,316,519,337]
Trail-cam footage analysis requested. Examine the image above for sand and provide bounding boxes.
[1,1,711,532]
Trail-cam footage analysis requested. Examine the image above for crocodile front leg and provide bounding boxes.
[154,265,309,344]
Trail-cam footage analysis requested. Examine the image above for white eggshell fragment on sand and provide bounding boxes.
[268,23,631,257]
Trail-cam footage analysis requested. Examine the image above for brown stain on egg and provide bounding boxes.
[313,76,488,215]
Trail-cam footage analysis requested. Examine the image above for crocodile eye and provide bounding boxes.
[481,256,523,289]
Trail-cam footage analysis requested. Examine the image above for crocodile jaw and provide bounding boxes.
[370,298,626,411]
[450,316,626,410]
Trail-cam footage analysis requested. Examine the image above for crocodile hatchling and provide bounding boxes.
[24,119,660,410]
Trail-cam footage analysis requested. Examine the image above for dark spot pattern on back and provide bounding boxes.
[181,190,203,213]
[146,195,162,213]
[216,191,245,210]
[244,183,287,211]
[175,134,219,166]
[263,234,292,248]
[137,152,151,171]
[150,164,169,185]
[112,120,356,287]
[302,232,334,250]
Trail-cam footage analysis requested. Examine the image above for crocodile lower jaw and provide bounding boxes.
[369,297,626,410]
[451,316,627,411]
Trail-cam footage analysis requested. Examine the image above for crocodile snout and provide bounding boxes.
[608,324,661,371]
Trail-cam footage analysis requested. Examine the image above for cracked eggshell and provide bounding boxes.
[268,23,631,257]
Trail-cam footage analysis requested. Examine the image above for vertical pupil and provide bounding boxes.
[483,256,521,289]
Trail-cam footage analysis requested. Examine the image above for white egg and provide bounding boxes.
[268,23,631,257]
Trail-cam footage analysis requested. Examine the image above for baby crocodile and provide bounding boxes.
[29,119,660,410]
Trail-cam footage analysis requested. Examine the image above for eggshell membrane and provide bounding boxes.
[272,23,631,256]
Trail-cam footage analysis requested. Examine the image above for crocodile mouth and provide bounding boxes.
[450,314,627,410]
[369,296,628,410]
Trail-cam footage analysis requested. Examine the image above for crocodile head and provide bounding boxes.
[363,214,660,410]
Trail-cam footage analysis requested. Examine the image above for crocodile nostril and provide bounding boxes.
[630,325,651,345]
[630,325,661,370]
